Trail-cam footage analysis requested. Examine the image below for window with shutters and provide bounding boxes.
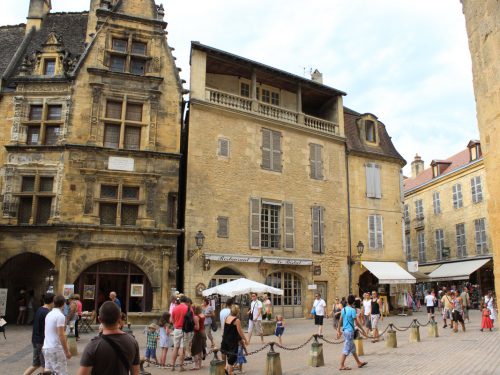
[403,204,410,224]
[311,206,325,253]
[471,176,483,204]
[99,184,140,226]
[309,143,323,180]
[261,202,280,249]
[432,192,441,214]
[365,163,381,198]
[435,229,444,260]
[456,223,467,258]
[25,103,62,145]
[415,199,424,219]
[103,100,143,150]
[405,234,411,261]
[474,218,488,254]
[217,216,229,238]
[452,184,463,209]
[109,37,148,75]
[261,128,282,172]
[417,231,426,263]
[15,175,55,224]
[368,214,383,250]
[218,138,230,158]
[265,272,301,306]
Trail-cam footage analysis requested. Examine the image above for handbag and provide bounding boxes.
[311,307,316,315]
[211,319,218,332]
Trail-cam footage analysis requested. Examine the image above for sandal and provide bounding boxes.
[339,366,352,370]
[358,362,368,368]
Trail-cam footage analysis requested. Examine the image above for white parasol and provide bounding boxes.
[202,278,284,297]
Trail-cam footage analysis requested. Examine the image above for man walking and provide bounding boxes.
[78,301,140,375]
[247,293,264,344]
[109,291,122,310]
[171,295,194,371]
[312,293,327,336]
[43,295,72,375]
[337,294,367,371]
[361,293,371,335]
[460,287,471,322]
[441,290,453,328]
[23,293,54,375]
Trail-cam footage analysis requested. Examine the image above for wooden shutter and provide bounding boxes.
[312,206,321,253]
[250,197,261,249]
[283,202,294,250]
[376,215,383,248]
[319,207,325,253]
[365,164,375,198]
[271,131,282,171]
[368,215,376,248]
[261,129,271,169]
[374,164,382,198]
[310,144,323,179]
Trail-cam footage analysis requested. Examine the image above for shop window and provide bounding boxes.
[103,100,144,150]
[16,175,54,224]
[99,184,140,226]
[26,103,62,145]
[265,272,302,306]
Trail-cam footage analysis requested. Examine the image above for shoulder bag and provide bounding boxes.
[100,334,131,373]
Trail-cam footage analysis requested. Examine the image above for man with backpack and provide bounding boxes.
[77,301,140,375]
[171,295,195,371]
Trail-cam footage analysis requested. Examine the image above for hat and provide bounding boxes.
[148,323,158,330]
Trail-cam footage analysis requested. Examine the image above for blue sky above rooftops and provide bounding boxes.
[3,0,478,174]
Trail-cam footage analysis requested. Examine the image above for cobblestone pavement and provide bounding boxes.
[1,310,499,374]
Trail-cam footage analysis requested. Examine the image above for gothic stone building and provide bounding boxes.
[0,0,183,321]
[184,43,408,317]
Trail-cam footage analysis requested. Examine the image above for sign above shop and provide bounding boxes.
[204,253,261,263]
[263,257,313,266]
[407,261,419,272]
[108,156,134,171]
[308,284,317,290]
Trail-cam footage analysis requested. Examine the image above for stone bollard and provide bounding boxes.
[354,336,364,356]
[67,325,78,356]
[265,343,282,375]
[427,319,439,338]
[210,349,226,375]
[409,320,420,343]
[385,324,397,348]
[308,335,325,368]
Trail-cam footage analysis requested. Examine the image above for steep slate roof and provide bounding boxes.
[403,148,474,192]
[0,24,26,77]
[344,107,406,165]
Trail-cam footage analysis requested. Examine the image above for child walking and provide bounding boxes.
[481,302,493,331]
[235,339,248,373]
[274,315,285,345]
[158,312,172,368]
[145,323,159,364]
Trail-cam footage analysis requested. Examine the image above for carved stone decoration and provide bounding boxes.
[145,180,157,217]
[61,96,72,141]
[53,156,65,219]
[152,57,161,73]
[83,177,96,214]
[56,241,72,257]
[148,94,159,149]
[11,96,25,143]
[88,85,103,144]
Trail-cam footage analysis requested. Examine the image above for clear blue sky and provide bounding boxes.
[3,1,478,174]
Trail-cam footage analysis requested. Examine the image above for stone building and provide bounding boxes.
[403,142,494,292]
[0,0,183,322]
[184,43,408,317]
[462,0,500,304]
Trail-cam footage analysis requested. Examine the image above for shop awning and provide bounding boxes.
[427,258,490,281]
[419,264,441,274]
[409,271,430,281]
[361,261,416,284]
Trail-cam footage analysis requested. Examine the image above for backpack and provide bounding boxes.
[182,308,195,333]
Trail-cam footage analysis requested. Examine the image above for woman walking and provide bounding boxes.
[331,298,343,330]
[221,305,247,375]
[451,291,466,332]
[202,298,215,348]
[158,312,172,368]
[484,291,497,324]
[191,306,207,370]
[480,302,493,331]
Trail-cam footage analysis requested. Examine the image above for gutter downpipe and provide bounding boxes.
[345,143,353,295]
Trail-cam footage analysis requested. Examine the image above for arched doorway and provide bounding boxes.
[265,271,303,318]
[74,260,153,313]
[208,267,244,288]
[0,253,54,322]
[358,270,379,296]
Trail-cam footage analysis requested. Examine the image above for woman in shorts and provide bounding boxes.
[452,291,466,332]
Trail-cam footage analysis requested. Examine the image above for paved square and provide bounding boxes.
[1,310,499,374]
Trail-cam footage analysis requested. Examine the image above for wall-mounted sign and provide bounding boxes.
[204,253,261,263]
[108,156,134,172]
[308,284,317,290]
[263,257,313,266]
[313,265,322,276]
[407,261,419,272]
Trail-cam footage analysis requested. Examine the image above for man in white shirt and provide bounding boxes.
[361,293,372,334]
[312,293,327,336]
[247,293,264,344]
[424,290,436,321]
[219,298,233,327]
[43,295,71,375]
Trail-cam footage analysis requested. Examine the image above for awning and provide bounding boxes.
[409,271,430,282]
[419,264,441,274]
[361,261,416,284]
[427,258,491,281]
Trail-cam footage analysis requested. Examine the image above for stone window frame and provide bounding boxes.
[106,33,150,76]
[432,191,441,215]
[217,137,230,158]
[357,114,380,146]
[21,99,66,145]
[217,216,229,238]
[96,182,144,227]
[405,233,411,261]
[470,176,483,204]
[100,95,148,150]
[13,173,56,225]
[452,183,464,209]
[309,143,324,180]
[261,128,282,172]
[415,199,424,220]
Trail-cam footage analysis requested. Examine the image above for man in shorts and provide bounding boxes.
[170,295,193,371]
[42,295,72,375]
[247,293,264,344]
[23,293,54,375]
[424,290,436,321]
[441,290,453,328]
[361,293,372,335]
[337,294,367,371]
[370,291,383,343]
[312,293,327,336]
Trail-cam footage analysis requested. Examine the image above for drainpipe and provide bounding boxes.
[345,143,353,295]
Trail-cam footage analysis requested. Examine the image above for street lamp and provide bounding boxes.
[357,241,364,257]
[348,240,364,294]
[188,231,205,260]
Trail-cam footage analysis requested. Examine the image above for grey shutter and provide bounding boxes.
[250,198,261,249]
[217,216,229,237]
[283,202,294,250]
[319,207,325,253]
[376,215,383,248]
[368,215,376,248]
[312,206,320,252]
[218,138,229,157]
[310,144,323,179]
[261,129,271,169]
[374,165,381,198]
[365,164,375,197]
[271,131,282,171]
[309,144,317,179]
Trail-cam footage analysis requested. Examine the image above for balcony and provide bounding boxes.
[205,87,340,137]
[413,216,425,230]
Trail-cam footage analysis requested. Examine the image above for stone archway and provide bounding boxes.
[0,253,54,322]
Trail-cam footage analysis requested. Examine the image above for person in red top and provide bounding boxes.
[191,306,206,370]
[170,296,193,371]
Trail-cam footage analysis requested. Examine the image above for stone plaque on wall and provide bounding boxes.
[108,156,134,171]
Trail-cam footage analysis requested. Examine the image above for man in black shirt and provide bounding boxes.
[78,301,140,375]
[23,293,54,375]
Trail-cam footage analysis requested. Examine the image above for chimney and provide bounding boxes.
[411,154,425,178]
[26,0,51,34]
[311,69,323,84]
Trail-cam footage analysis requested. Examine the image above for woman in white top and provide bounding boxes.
[484,291,497,323]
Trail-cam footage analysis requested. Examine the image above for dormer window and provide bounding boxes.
[469,142,482,161]
[432,165,439,178]
[109,37,148,76]
[43,59,56,76]
[365,120,376,142]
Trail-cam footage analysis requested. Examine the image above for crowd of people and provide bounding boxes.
[19,287,497,374]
